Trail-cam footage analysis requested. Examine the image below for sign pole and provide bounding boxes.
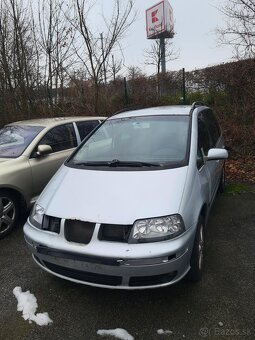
[100,33,107,84]
[160,37,166,73]
[146,1,174,95]
[182,68,186,104]
[124,77,128,106]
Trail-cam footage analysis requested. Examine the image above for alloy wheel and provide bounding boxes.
[0,197,16,235]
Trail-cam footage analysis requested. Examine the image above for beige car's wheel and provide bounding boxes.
[0,191,19,239]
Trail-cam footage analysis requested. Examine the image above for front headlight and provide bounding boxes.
[130,214,185,243]
[29,204,44,229]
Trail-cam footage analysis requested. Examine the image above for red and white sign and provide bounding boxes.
[146,0,174,39]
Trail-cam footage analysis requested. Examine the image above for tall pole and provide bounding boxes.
[112,54,116,82]
[100,33,107,84]
[124,77,128,106]
[182,67,186,104]
[159,37,166,96]
[160,37,166,73]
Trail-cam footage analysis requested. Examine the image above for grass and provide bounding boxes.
[224,183,253,195]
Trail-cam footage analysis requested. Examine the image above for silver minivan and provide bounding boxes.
[24,103,228,289]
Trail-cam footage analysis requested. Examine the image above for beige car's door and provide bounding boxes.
[29,123,78,198]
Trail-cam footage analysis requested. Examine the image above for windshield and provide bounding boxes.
[0,125,44,158]
[69,115,190,169]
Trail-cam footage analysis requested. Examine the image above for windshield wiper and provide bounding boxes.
[73,159,161,167]
[72,161,111,166]
[108,160,161,167]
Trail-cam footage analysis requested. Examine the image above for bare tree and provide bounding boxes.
[67,0,136,113]
[144,39,179,74]
[37,0,76,109]
[0,1,13,97]
[109,54,123,82]
[217,0,255,58]
[127,65,145,80]
[0,0,38,119]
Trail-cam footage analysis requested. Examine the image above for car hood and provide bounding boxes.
[0,158,11,163]
[39,165,188,225]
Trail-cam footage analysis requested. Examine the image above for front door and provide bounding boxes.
[29,123,77,197]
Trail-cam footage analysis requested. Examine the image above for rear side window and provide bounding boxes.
[39,123,77,153]
[198,118,210,155]
[202,110,221,147]
[76,120,100,141]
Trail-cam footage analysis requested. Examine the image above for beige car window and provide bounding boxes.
[38,123,77,153]
[76,120,99,141]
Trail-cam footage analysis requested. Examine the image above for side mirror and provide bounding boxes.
[206,148,228,161]
[36,144,53,157]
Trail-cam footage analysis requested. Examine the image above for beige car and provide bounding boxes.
[0,116,105,238]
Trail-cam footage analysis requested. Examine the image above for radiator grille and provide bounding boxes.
[64,220,95,244]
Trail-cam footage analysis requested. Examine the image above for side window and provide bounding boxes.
[197,118,210,169]
[76,120,100,141]
[202,110,221,147]
[39,123,77,153]
[197,147,204,170]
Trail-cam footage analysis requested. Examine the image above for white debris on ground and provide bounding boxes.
[157,329,173,335]
[97,328,134,340]
[13,287,53,326]
[218,322,224,327]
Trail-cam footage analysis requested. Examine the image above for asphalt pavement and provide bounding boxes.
[0,192,254,340]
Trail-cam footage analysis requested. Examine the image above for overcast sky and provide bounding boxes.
[92,0,234,74]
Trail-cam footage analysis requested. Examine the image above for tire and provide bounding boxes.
[0,190,19,239]
[187,218,204,281]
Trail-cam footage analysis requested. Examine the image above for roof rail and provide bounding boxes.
[191,102,206,111]
[111,105,147,117]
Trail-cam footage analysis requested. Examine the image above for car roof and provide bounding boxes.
[6,116,106,128]
[109,106,192,120]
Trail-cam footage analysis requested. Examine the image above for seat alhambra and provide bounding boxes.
[24,103,228,289]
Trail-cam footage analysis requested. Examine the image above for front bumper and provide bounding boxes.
[24,220,196,289]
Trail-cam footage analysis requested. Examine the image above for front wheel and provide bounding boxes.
[0,191,19,239]
[187,218,204,281]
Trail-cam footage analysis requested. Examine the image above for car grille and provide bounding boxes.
[42,215,61,233]
[36,246,122,266]
[98,224,132,242]
[43,261,122,286]
[64,220,95,244]
[129,271,177,287]
[34,252,178,288]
